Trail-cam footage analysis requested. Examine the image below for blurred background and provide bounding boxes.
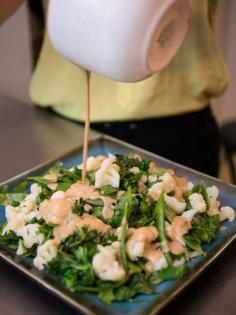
[0,0,236,182]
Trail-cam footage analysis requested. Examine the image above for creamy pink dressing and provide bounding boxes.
[96,155,106,162]
[167,216,191,244]
[53,214,81,242]
[54,213,110,242]
[175,176,188,189]
[66,181,99,201]
[101,196,116,219]
[138,182,146,193]
[163,168,175,176]
[102,207,113,219]
[82,70,91,181]
[168,240,185,255]
[144,244,163,261]
[116,190,125,199]
[129,226,158,242]
[174,176,189,201]
[39,198,72,225]
[144,244,164,272]
[79,213,110,233]
[148,162,158,173]
[148,189,161,201]
[38,178,112,242]
[174,189,185,202]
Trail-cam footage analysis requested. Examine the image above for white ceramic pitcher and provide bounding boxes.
[48,0,191,82]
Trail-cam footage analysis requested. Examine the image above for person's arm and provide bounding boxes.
[0,0,25,25]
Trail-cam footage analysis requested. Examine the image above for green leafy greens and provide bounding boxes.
[0,155,230,304]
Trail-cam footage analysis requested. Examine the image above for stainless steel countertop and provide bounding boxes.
[0,95,235,315]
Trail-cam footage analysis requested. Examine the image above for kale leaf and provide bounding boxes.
[0,180,28,206]
[71,199,85,215]
[0,193,27,206]
[187,214,220,244]
[0,229,20,250]
[192,181,209,209]
[151,265,188,284]
[38,221,56,241]
[184,214,219,255]
[98,273,156,304]
[96,185,119,197]
[108,189,138,227]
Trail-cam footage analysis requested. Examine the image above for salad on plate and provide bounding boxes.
[0,153,235,303]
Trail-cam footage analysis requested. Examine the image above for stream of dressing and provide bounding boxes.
[82,70,91,181]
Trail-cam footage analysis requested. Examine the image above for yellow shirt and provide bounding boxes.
[30,0,228,122]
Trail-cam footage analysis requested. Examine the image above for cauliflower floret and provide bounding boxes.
[182,209,198,222]
[25,210,38,222]
[219,206,235,222]
[140,175,148,184]
[126,227,158,261]
[129,226,158,243]
[30,183,42,196]
[148,182,163,200]
[164,194,186,214]
[148,172,176,200]
[133,154,141,161]
[207,185,219,199]
[5,205,20,221]
[150,255,168,271]
[173,257,185,267]
[86,156,103,172]
[51,191,66,200]
[189,193,206,213]
[166,216,191,245]
[20,194,37,214]
[207,186,220,216]
[127,238,167,273]
[160,173,176,193]
[148,162,158,173]
[2,210,25,235]
[16,239,27,256]
[144,245,168,273]
[3,201,37,235]
[33,240,58,270]
[126,239,145,261]
[108,153,117,160]
[78,155,105,172]
[129,167,140,174]
[92,242,125,281]
[186,182,194,191]
[17,224,44,249]
[148,174,158,183]
[95,156,120,188]
[122,230,167,273]
[138,175,148,193]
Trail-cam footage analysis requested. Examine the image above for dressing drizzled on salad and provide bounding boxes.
[82,70,91,181]
[0,154,235,303]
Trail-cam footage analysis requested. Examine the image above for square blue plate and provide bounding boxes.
[0,135,236,315]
